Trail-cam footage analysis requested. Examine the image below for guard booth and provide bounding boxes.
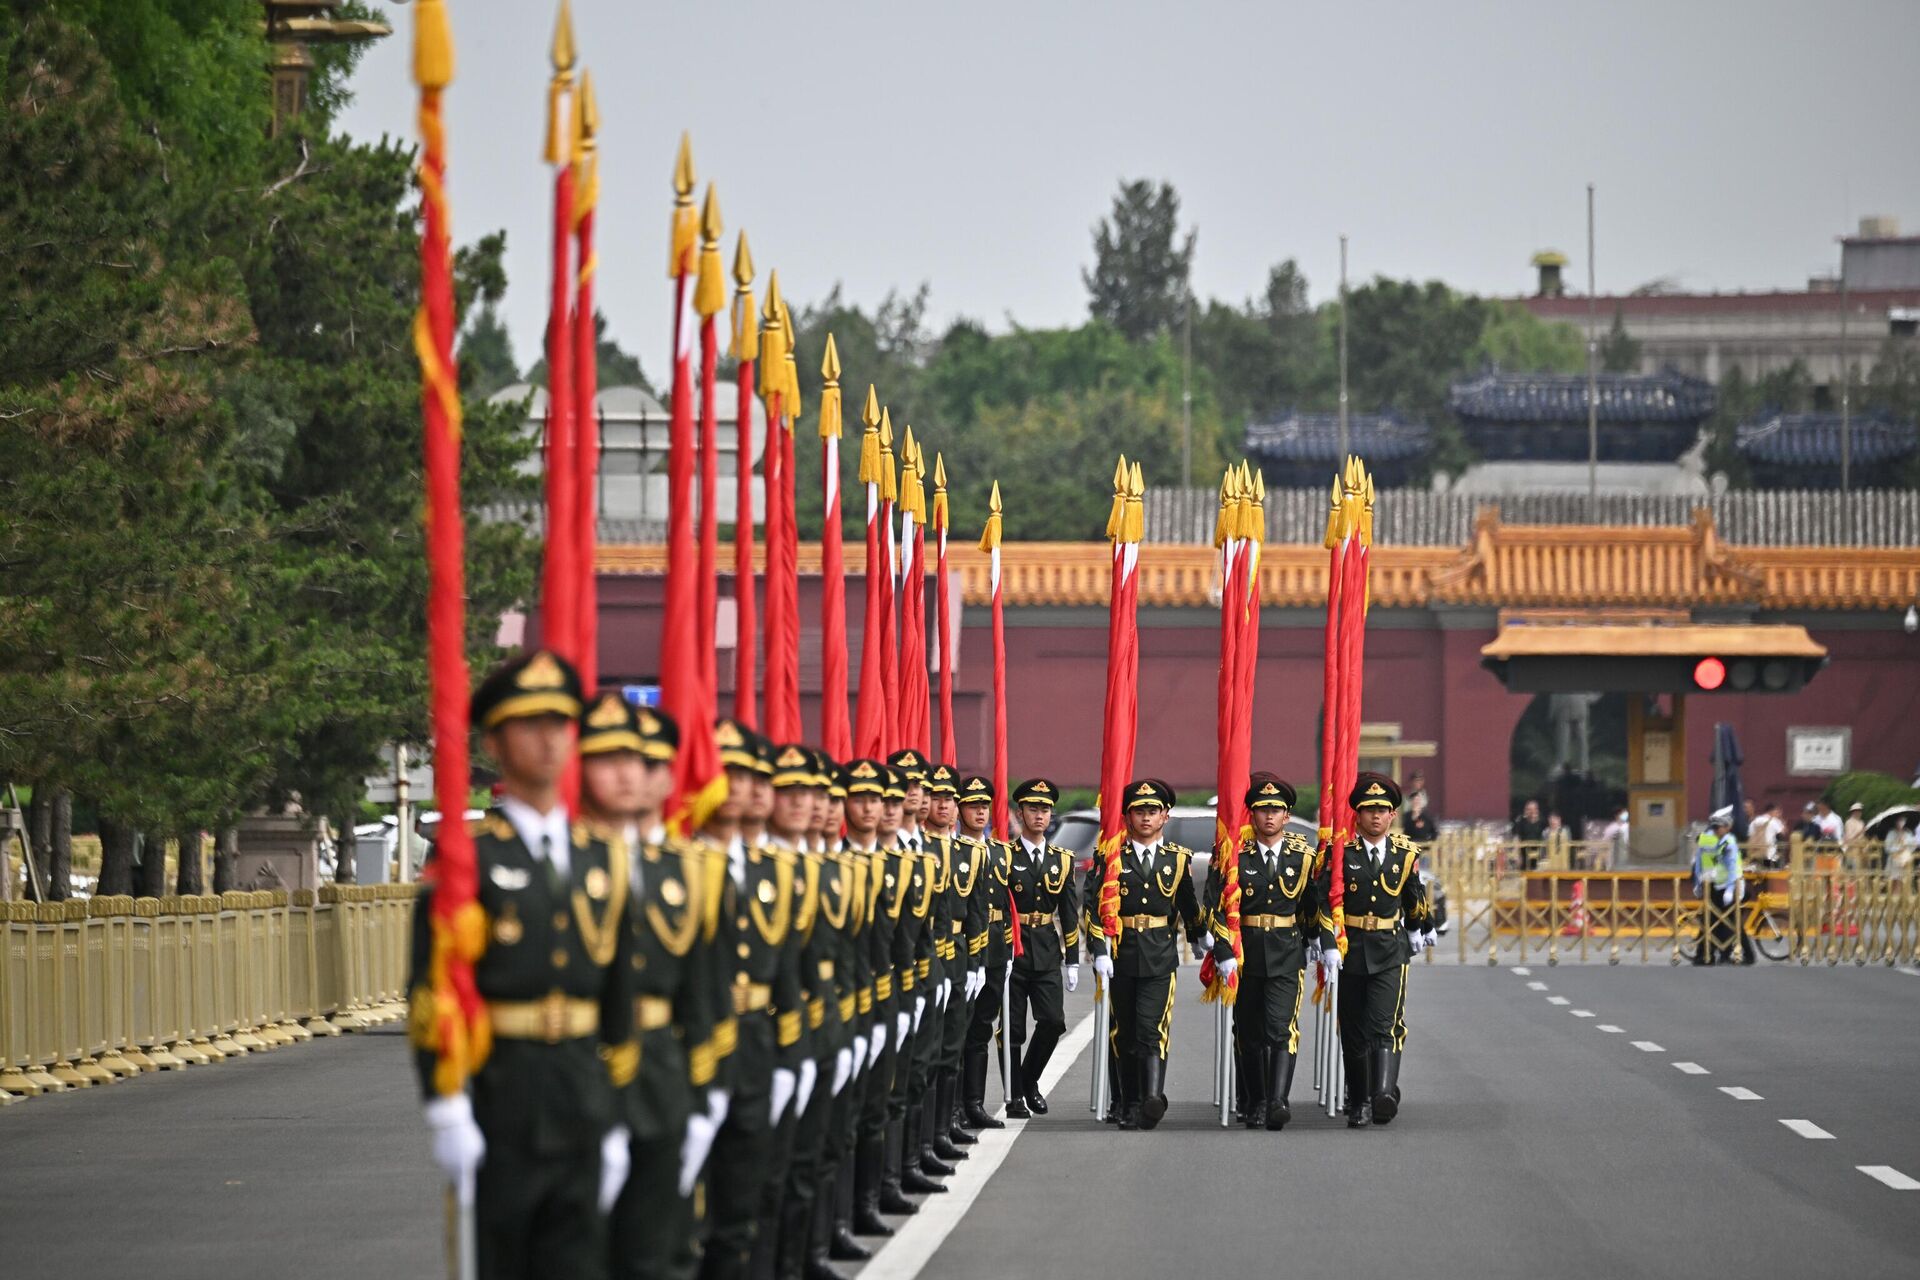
[1480,620,1828,860]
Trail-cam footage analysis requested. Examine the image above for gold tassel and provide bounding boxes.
[818,334,843,440]
[413,0,455,89]
[694,184,725,318]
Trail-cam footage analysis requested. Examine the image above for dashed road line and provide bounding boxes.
[1857,1165,1920,1190]
[1673,1062,1710,1075]
[1546,996,1570,1006]
[1781,1119,1835,1140]
[1596,1025,1624,1033]
[1512,966,1531,976]
[1631,1041,1664,1052]
[1570,1009,1595,1018]
[1526,981,1549,991]
[1718,1087,1762,1101]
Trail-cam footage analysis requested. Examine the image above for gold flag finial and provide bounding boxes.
[668,133,696,277]
[729,232,757,361]
[571,72,598,210]
[757,271,786,403]
[858,385,881,484]
[1106,454,1129,540]
[979,479,1003,553]
[1212,468,1234,550]
[779,299,802,422]
[413,0,454,90]
[1323,471,1345,548]
[818,334,843,441]
[934,453,947,492]
[543,2,576,165]
[879,409,898,504]
[932,452,949,530]
[1123,461,1145,542]
[694,184,725,318]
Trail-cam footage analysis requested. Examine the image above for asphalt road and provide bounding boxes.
[3,965,1917,1279]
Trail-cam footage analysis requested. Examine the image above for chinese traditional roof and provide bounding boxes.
[1244,411,1430,462]
[1735,411,1918,468]
[1448,369,1716,425]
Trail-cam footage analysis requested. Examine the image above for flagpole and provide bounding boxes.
[899,431,930,757]
[539,9,578,666]
[818,336,852,759]
[776,300,803,742]
[980,482,1008,840]
[569,72,600,695]
[877,411,900,755]
[934,454,956,765]
[411,3,485,1272]
[1094,459,1144,950]
[729,234,758,726]
[694,185,726,713]
[853,389,888,759]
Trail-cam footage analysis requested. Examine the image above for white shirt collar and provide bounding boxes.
[498,795,572,880]
[1257,839,1285,858]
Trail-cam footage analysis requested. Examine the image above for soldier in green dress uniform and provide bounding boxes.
[880,763,948,1196]
[1086,779,1206,1132]
[407,650,637,1280]
[698,722,811,1280]
[999,778,1081,1119]
[923,764,984,1155]
[574,695,731,1280]
[1203,773,1330,1131]
[1322,771,1435,1130]
[957,775,1011,1129]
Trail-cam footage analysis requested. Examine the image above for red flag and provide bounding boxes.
[933,454,957,765]
[818,338,852,759]
[729,235,758,726]
[1316,460,1368,985]
[570,74,600,695]
[877,413,900,754]
[853,389,888,759]
[409,0,488,1096]
[538,54,578,667]
[759,282,801,744]
[771,301,803,743]
[979,482,1008,839]
[694,186,725,713]
[1201,469,1247,1000]
[1095,459,1144,946]
[898,432,931,756]
[662,136,724,833]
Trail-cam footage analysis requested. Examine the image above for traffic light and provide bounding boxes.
[1692,657,1726,690]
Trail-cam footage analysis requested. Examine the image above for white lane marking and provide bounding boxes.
[1858,1165,1920,1190]
[1571,1010,1595,1018]
[1526,981,1549,991]
[1632,1041,1665,1052]
[1597,1025,1624,1033]
[1546,996,1570,1006]
[1512,966,1531,976]
[1673,1062,1710,1075]
[860,1007,1096,1280]
[1781,1119,1835,1140]
[1719,1087,1762,1101]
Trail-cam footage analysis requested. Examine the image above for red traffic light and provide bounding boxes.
[1693,657,1727,690]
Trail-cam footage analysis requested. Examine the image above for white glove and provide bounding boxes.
[1409,931,1429,955]
[1092,954,1114,982]
[1217,956,1237,982]
[1306,940,1323,966]
[598,1125,631,1213]
[871,1023,888,1060]
[972,968,986,999]
[1421,929,1438,952]
[850,1034,868,1078]
[831,1047,853,1096]
[424,1094,486,1206]
[1320,948,1342,977]
[795,1058,818,1116]
[897,1010,912,1044]
[677,1091,725,1197]
[1199,931,1215,954]
[1004,960,1013,985]
[912,997,926,1033]
[938,977,952,1008]
[770,1067,797,1125]
[1066,963,1080,993]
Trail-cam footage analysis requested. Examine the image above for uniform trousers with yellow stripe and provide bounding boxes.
[701,1009,778,1279]
[1335,961,1409,1053]
[611,1025,700,1280]
[1109,971,1176,1065]
[1234,965,1305,1056]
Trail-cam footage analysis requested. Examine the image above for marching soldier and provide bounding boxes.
[1087,779,1206,1132]
[923,765,984,1155]
[812,754,876,1272]
[1204,773,1327,1131]
[881,767,948,1195]
[956,775,1010,1129]
[699,722,810,1280]
[999,778,1080,1119]
[408,650,636,1280]
[1324,771,1435,1130]
[847,761,917,1233]
[574,695,730,1280]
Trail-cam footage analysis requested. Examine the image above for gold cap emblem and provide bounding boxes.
[519,651,563,689]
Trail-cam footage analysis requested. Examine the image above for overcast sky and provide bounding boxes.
[337,1,1920,382]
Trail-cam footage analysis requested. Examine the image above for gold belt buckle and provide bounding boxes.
[538,991,568,1042]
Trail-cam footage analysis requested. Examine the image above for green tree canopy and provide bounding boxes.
[1083,179,1195,342]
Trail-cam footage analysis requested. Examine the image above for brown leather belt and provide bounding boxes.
[732,981,772,1014]
[635,994,673,1031]
[488,994,598,1042]
[1242,913,1297,930]
[1346,913,1401,931]
[1119,914,1170,930]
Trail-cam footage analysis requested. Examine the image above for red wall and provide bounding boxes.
[589,571,1920,822]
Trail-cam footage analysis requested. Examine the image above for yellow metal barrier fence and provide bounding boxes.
[0,885,413,1100]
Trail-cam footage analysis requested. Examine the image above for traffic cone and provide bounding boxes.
[1562,880,1587,937]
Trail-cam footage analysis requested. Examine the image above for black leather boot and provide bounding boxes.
[1138,1055,1168,1130]
[852,1134,897,1235]
[1372,1048,1400,1124]
[941,1070,977,1145]
[804,1186,847,1280]
[1116,1055,1138,1129]
[1002,1045,1030,1119]
[899,1109,948,1194]
[876,1120,918,1215]
[1242,1043,1267,1130]
[916,1094,957,1177]
[961,1047,1003,1129]
[1266,1049,1296,1130]
[775,1188,813,1280]
[929,1087,968,1161]
[1345,1047,1372,1129]
[1022,1024,1059,1115]
[829,1162,872,1259]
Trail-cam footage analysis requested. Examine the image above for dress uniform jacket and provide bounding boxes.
[408,812,636,1152]
[1005,839,1081,973]
[1324,832,1431,975]
[725,842,812,1085]
[1205,832,1333,976]
[620,829,727,1140]
[1087,841,1204,975]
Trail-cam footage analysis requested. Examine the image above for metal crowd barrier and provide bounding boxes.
[0,885,414,1100]
[1422,834,1919,967]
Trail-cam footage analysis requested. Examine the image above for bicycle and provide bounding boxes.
[1676,889,1791,964]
